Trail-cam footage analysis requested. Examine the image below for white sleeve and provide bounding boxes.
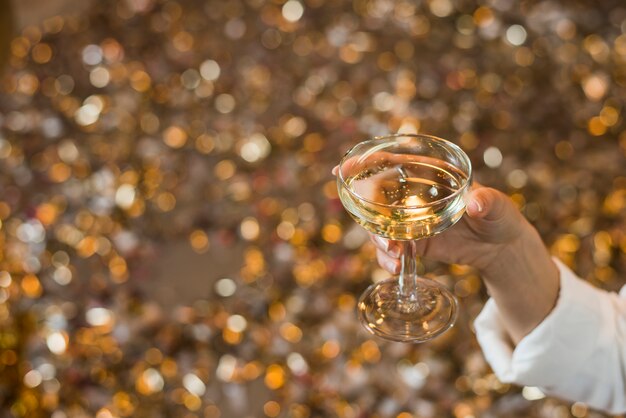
[474,258,626,414]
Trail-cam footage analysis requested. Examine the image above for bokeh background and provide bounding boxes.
[1,0,626,417]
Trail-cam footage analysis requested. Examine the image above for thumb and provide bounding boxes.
[464,186,525,241]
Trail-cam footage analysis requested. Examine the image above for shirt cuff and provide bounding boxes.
[474,258,608,388]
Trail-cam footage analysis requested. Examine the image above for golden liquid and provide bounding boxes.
[338,160,468,240]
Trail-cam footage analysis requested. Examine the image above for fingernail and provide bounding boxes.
[384,259,398,273]
[389,245,401,257]
[468,199,483,213]
[373,235,389,251]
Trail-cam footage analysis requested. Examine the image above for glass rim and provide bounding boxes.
[337,133,473,209]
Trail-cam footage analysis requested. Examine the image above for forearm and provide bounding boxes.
[479,224,560,344]
[475,259,626,414]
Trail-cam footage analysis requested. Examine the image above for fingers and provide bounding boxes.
[464,181,485,217]
[464,186,525,241]
[376,248,400,274]
[465,190,485,218]
[466,187,514,221]
[371,234,402,274]
[332,157,363,177]
[369,234,401,257]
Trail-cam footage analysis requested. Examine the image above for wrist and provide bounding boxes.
[479,222,545,285]
[478,224,560,343]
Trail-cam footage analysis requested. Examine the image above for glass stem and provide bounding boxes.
[398,240,419,303]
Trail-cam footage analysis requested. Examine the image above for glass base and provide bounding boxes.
[358,278,458,342]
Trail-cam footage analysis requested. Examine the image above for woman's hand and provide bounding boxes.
[370,186,530,276]
[333,165,559,344]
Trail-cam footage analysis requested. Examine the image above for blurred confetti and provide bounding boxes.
[0,0,626,417]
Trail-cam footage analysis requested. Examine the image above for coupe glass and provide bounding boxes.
[337,134,472,342]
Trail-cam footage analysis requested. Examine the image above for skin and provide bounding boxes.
[333,165,560,345]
